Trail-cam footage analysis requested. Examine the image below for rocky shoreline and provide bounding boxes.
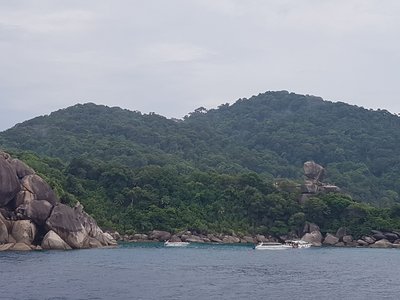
[110,225,400,249]
[0,151,117,251]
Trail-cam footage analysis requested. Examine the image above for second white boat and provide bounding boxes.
[254,242,292,250]
[164,241,190,247]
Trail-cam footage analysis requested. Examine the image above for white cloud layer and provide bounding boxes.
[0,0,399,130]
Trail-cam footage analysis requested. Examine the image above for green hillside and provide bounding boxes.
[2,91,400,237]
[2,91,400,205]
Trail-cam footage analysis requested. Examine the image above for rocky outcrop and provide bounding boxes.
[301,230,323,246]
[370,239,392,248]
[12,220,37,244]
[10,159,35,179]
[222,235,240,244]
[0,243,14,251]
[362,236,376,244]
[16,200,53,225]
[11,242,32,251]
[0,151,116,251]
[303,222,320,235]
[0,218,8,243]
[304,161,325,181]
[0,154,21,207]
[299,161,340,204]
[357,239,369,246]
[342,235,353,244]
[323,233,339,245]
[41,230,72,250]
[149,230,171,241]
[318,230,400,248]
[21,174,57,205]
[46,203,88,248]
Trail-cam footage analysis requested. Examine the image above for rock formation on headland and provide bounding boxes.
[300,161,341,203]
[0,151,116,251]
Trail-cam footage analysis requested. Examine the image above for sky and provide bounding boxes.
[0,0,399,130]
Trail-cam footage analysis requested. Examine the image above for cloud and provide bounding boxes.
[0,0,400,130]
[139,43,214,64]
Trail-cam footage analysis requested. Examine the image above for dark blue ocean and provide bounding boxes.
[1,243,399,300]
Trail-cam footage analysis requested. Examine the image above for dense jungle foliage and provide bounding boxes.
[2,91,400,237]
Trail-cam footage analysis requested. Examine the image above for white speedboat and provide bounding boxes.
[164,241,190,247]
[254,242,292,250]
[285,240,312,249]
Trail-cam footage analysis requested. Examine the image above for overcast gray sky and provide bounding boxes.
[0,0,399,130]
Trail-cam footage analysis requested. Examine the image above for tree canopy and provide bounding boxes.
[2,91,400,236]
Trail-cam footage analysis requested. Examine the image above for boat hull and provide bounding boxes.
[254,243,292,250]
[164,242,190,247]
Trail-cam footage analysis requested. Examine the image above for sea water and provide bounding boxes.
[1,243,399,299]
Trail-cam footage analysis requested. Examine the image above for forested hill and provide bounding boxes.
[1,91,400,206]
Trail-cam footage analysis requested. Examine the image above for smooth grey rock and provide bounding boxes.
[370,239,393,248]
[335,242,345,247]
[12,220,37,245]
[101,232,117,246]
[256,234,268,242]
[149,230,171,241]
[323,233,339,245]
[242,236,256,243]
[46,204,88,248]
[74,202,116,246]
[343,235,353,243]
[41,230,72,250]
[10,159,35,179]
[304,161,325,181]
[13,190,35,208]
[345,241,358,247]
[0,243,14,251]
[302,230,323,246]
[110,231,121,241]
[0,219,8,244]
[169,235,182,242]
[85,237,103,248]
[357,239,369,246]
[0,156,21,207]
[207,234,223,243]
[11,242,32,251]
[21,174,58,205]
[372,233,386,241]
[16,200,53,225]
[0,210,12,232]
[132,233,148,240]
[222,236,240,243]
[362,236,376,244]
[383,232,399,242]
[7,234,16,244]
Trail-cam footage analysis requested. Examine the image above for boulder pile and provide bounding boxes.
[112,229,276,244]
[299,161,341,203]
[300,223,400,248]
[0,151,116,251]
